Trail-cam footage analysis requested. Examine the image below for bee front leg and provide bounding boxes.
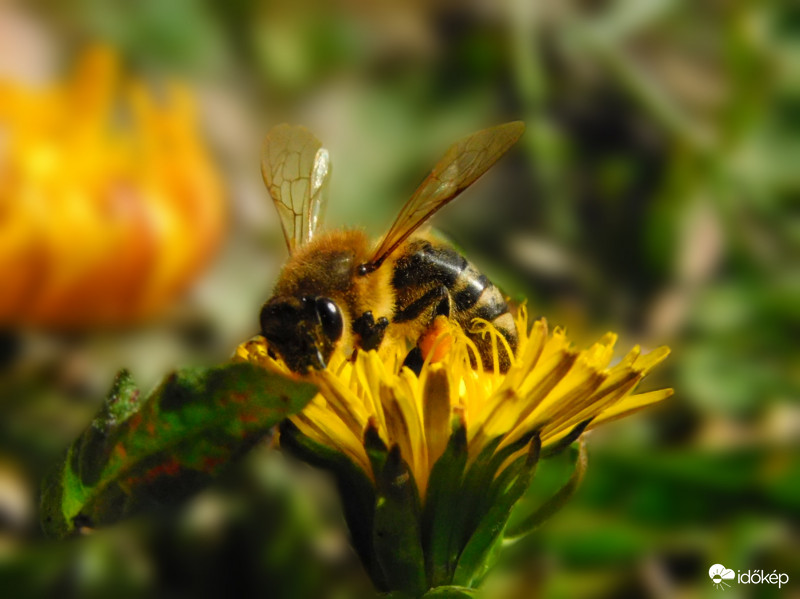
[352,311,389,352]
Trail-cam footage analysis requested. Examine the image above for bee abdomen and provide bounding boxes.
[452,264,518,370]
[392,240,517,371]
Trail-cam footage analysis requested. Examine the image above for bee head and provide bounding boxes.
[259,295,344,372]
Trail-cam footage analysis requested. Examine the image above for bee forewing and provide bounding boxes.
[262,124,331,253]
[368,121,525,270]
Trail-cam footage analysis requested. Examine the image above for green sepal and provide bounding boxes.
[422,414,468,587]
[278,419,383,588]
[41,363,317,538]
[372,444,426,596]
[364,420,390,481]
[452,434,541,587]
[422,425,541,589]
[505,439,588,540]
[381,590,480,599]
[431,433,501,587]
[468,429,541,519]
[454,428,540,556]
[540,418,592,459]
[422,586,482,598]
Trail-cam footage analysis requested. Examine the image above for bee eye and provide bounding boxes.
[315,298,343,341]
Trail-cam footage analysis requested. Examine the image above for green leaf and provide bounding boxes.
[372,445,426,596]
[41,363,317,538]
[73,370,144,488]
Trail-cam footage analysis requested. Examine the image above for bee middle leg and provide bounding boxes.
[397,285,453,374]
[393,285,451,323]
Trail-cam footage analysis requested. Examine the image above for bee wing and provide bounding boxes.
[262,124,331,254]
[366,121,525,270]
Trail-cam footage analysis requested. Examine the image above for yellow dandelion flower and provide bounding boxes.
[235,306,671,595]
[0,45,225,328]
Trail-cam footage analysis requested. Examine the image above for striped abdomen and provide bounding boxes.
[391,238,517,371]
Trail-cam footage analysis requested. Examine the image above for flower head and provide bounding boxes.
[0,46,225,327]
[238,308,671,494]
[236,307,671,593]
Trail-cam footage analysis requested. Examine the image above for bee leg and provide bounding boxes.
[394,285,451,323]
[433,286,451,318]
[353,311,389,351]
[402,346,425,375]
[399,286,453,375]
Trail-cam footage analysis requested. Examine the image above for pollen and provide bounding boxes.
[419,315,456,364]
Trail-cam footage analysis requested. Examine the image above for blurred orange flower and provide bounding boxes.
[0,46,225,328]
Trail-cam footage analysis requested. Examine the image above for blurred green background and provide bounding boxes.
[0,0,797,597]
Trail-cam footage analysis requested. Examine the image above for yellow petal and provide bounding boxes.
[422,367,452,471]
[590,388,675,428]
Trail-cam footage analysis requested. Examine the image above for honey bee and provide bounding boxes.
[259,122,524,373]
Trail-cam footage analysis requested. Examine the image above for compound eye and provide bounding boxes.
[315,297,343,341]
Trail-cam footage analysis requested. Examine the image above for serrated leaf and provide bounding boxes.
[41,363,317,538]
